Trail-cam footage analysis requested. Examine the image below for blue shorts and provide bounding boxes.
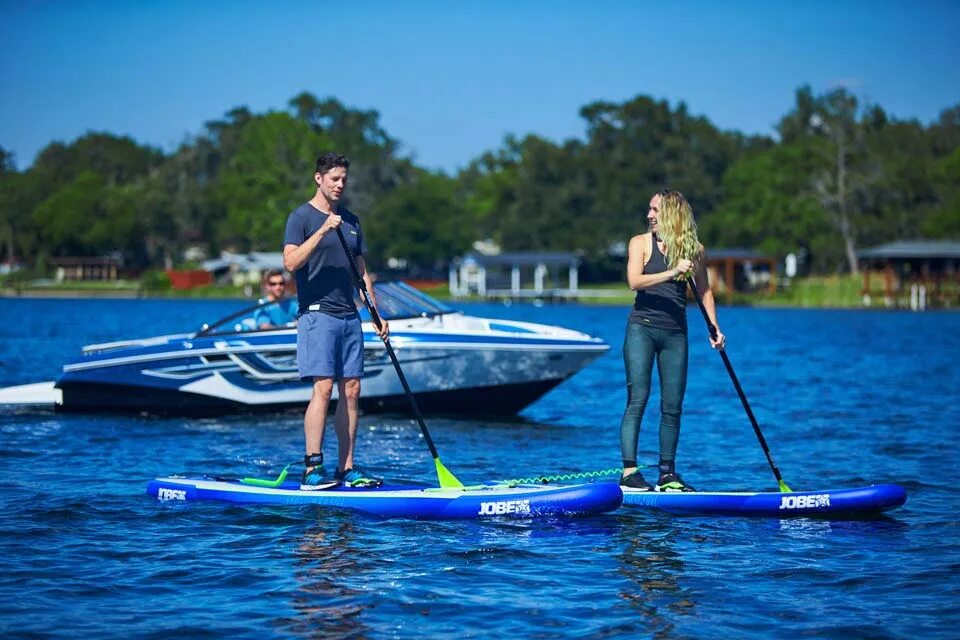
[296,311,364,381]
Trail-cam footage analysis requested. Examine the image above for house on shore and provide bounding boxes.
[858,240,960,310]
[449,252,582,300]
[705,249,778,301]
[201,251,286,286]
[50,256,123,281]
[448,247,780,301]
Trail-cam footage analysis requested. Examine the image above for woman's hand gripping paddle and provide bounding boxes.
[334,227,464,488]
[687,278,793,493]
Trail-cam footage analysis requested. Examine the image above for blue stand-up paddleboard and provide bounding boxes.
[148,477,623,519]
[622,484,906,518]
[614,282,908,520]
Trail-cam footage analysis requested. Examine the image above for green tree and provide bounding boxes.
[218,112,333,250]
[19,133,163,266]
[858,114,938,244]
[0,168,47,269]
[701,142,832,268]
[31,172,142,256]
[777,87,912,273]
[921,107,960,238]
[137,143,216,269]
[922,147,960,237]
[579,96,762,244]
[289,92,400,159]
[288,92,416,216]
[0,147,19,266]
[457,141,523,246]
[456,95,760,260]
[804,89,870,273]
[6,88,958,279]
[31,132,163,186]
[365,171,472,271]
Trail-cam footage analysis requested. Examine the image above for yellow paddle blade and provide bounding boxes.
[434,458,464,488]
[778,480,793,493]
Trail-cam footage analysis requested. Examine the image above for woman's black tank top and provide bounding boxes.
[628,236,688,333]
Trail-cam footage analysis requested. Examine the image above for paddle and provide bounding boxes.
[334,226,464,488]
[687,278,793,493]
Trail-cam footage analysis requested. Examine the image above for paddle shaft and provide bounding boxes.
[687,278,790,490]
[333,227,442,460]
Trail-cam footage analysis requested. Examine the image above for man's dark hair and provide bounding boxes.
[262,268,284,284]
[315,152,349,176]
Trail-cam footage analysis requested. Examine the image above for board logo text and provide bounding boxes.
[478,499,531,516]
[779,494,830,510]
[158,488,187,501]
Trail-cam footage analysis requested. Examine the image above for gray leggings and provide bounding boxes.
[619,321,689,466]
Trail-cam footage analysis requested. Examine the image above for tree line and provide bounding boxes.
[1,87,957,279]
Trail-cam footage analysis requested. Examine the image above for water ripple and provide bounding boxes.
[0,300,958,638]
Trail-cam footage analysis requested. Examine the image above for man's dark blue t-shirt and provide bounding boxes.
[283,202,366,318]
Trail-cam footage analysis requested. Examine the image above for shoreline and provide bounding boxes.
[3,288,953,311]
[0,287,251,301]
[3,278,955,311]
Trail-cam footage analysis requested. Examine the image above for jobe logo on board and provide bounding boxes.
[157,488,187,501]
[779,494,830,510]
[478,500,531,516]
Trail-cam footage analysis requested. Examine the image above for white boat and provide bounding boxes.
[0,282,608,416]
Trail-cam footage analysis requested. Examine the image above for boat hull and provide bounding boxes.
[56,377,565,416]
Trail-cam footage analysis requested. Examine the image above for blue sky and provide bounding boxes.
[1,0,958,173]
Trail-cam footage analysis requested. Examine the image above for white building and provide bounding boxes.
[202,251,286,286]
[449,251,580,299]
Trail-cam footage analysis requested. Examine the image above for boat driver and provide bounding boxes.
[254,269,299,329]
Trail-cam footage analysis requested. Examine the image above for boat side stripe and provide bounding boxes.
[64,341,607,372]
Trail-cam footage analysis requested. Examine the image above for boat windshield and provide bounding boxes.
[197,280,455,337]
[357,281,454,322]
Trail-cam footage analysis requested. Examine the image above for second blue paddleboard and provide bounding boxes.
[621,484,906,517]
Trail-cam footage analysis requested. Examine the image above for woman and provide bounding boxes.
[619,190,725,492]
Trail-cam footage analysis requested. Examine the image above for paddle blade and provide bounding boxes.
[434,458,464,488]
[778,479,793,493]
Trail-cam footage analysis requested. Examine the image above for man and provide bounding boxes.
[282,152,388,489]
[253,269,299,329]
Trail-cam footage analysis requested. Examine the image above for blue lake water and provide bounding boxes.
[1,297,958,638]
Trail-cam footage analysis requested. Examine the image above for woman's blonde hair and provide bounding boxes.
[655,190,700,276]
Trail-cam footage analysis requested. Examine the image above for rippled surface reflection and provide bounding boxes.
[1,299,958,638]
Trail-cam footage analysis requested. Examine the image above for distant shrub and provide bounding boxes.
[141,270,172,291]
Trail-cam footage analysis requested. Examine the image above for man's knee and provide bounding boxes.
[340,378,361,402]
[311,378,334,401]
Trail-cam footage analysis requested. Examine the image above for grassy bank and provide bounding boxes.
[751,275,864,308]
[3,274,947,309]
[0,279,253,300]
[429,276,869,308]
